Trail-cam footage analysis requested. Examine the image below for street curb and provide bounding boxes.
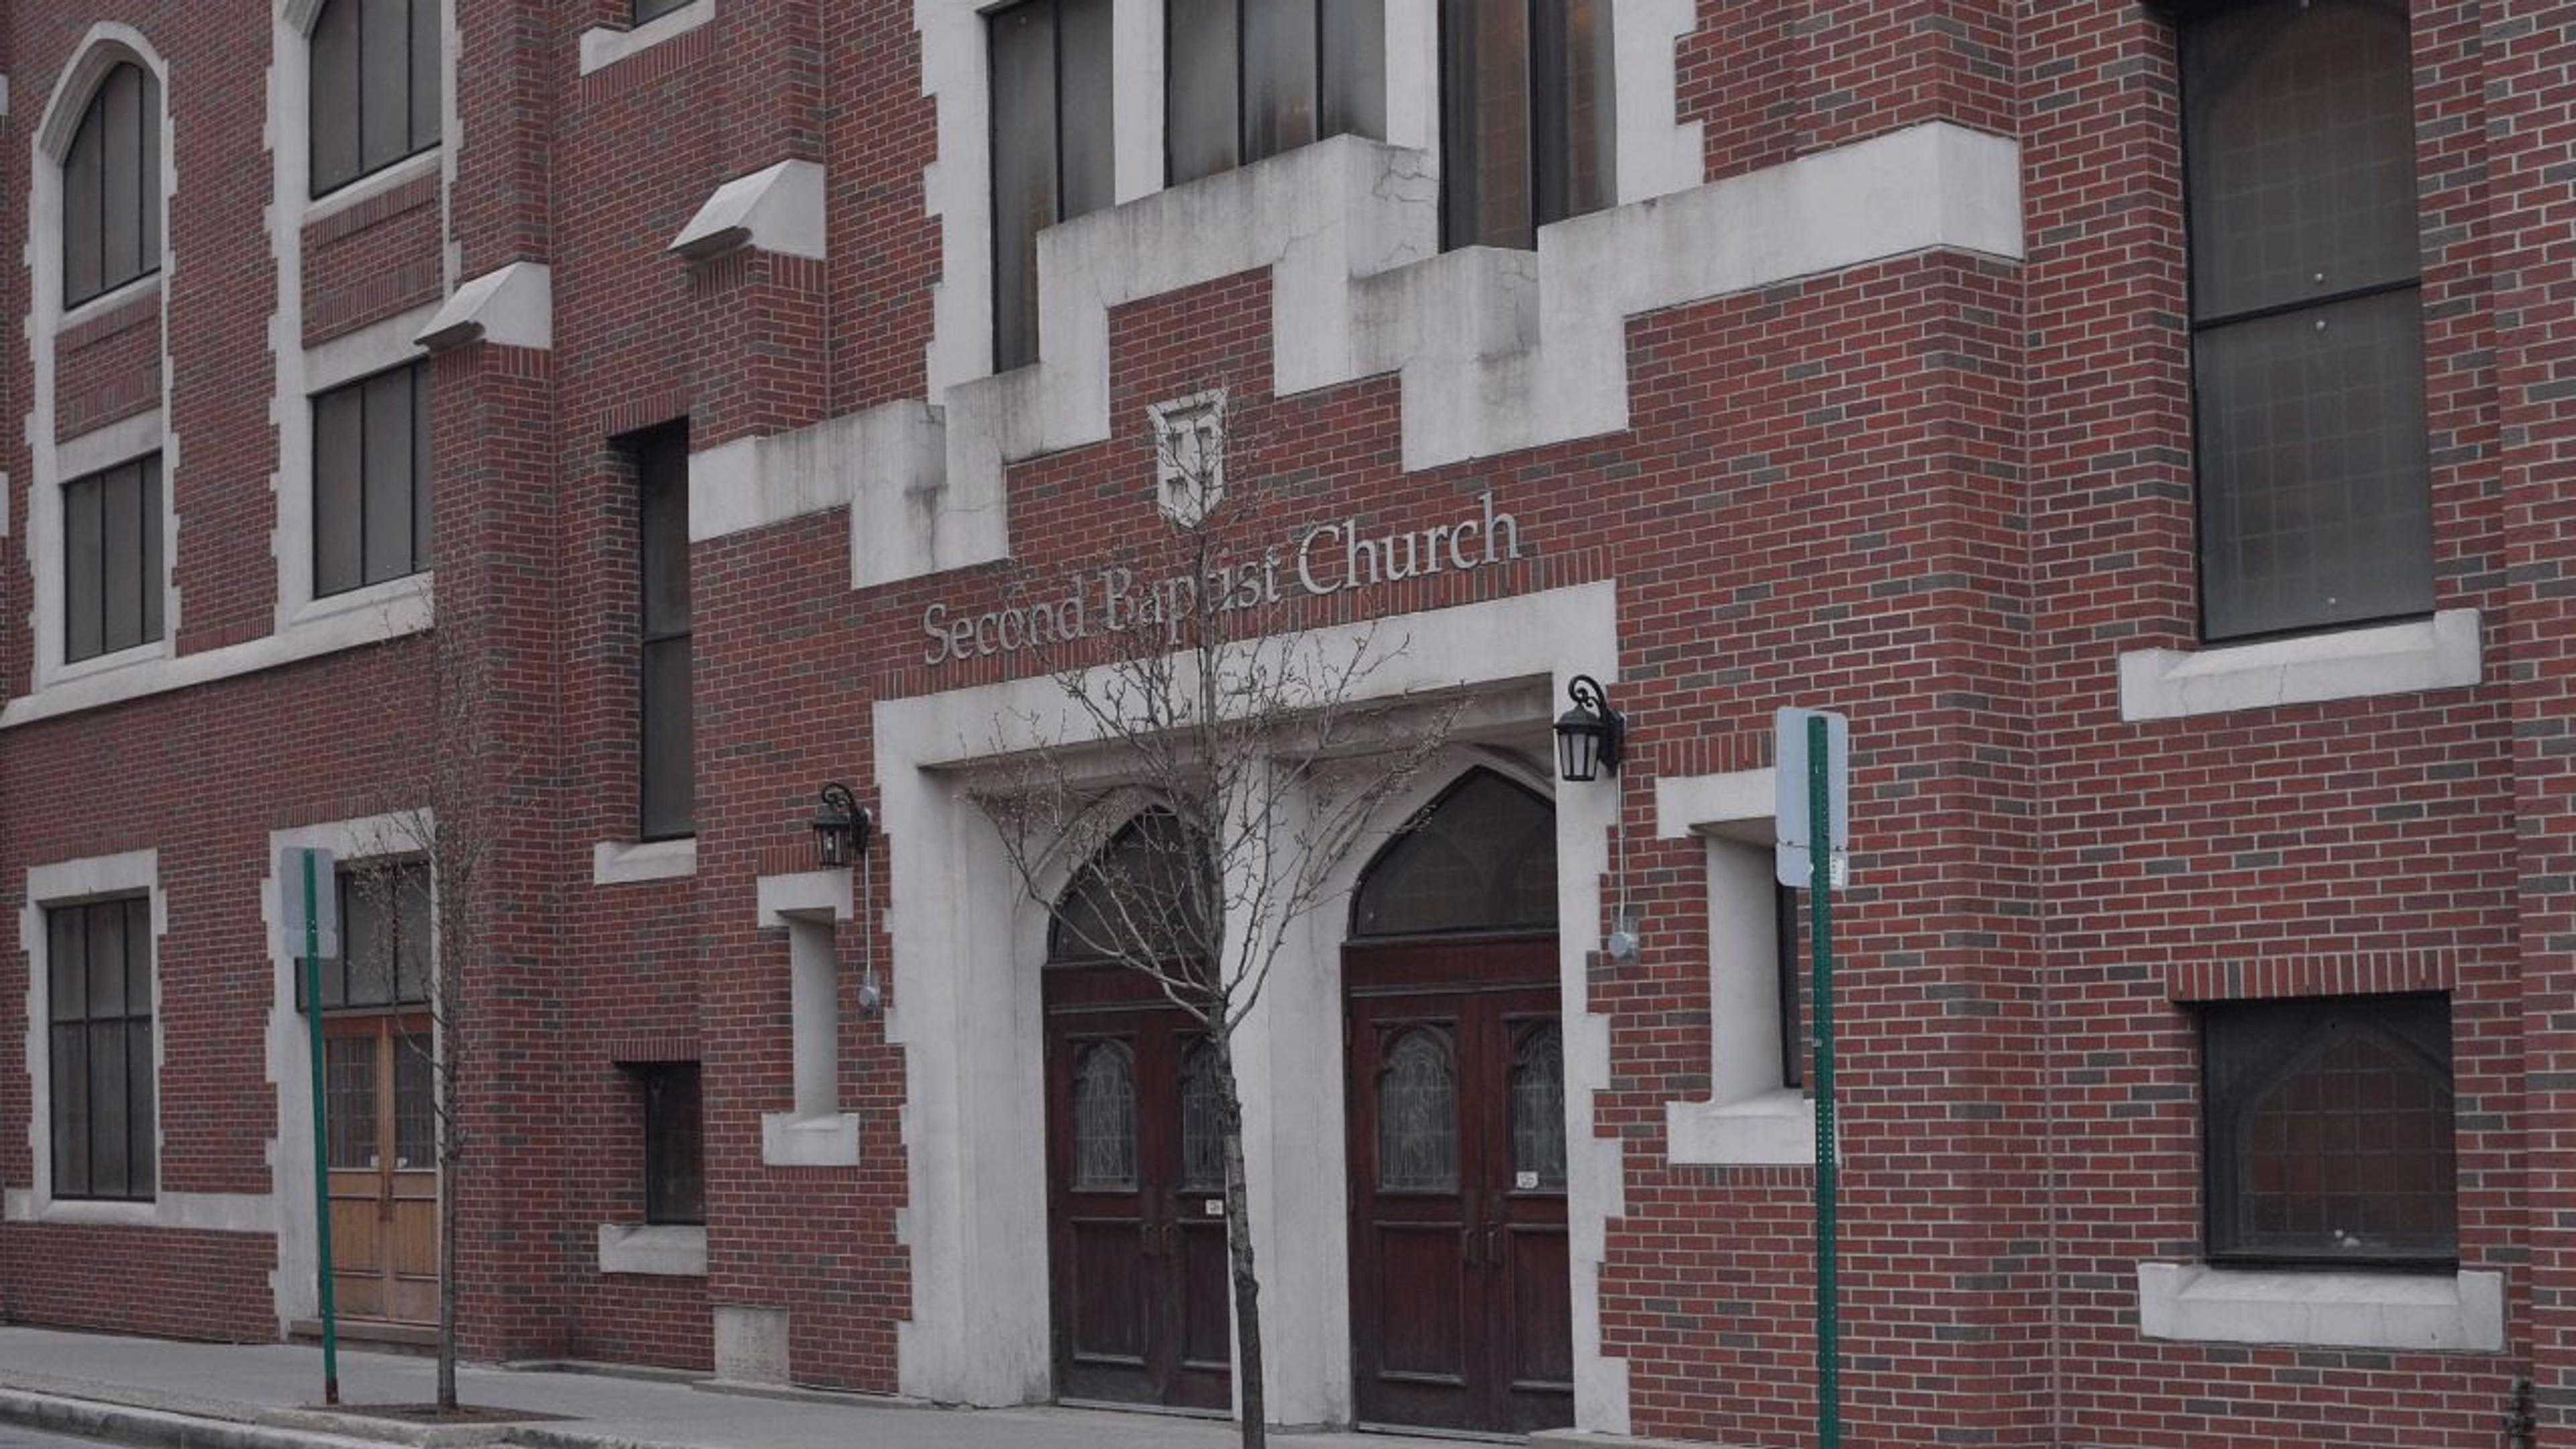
[0,1390,405,1449]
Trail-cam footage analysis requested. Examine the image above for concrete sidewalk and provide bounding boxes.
[0,1328,1490,1449]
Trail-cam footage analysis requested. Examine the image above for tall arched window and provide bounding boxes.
[310,0,442,197]
[1048,811,1212,967]
[62,62,160,307]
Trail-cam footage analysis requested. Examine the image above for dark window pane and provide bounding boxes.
[1561,0,1617,217]
[362,366,419,582]
[1352,769,1558,937]
[1071,1042,1138,1191]
[1049,812,1212,963]
[1377,1028,1456,1191]
[411,368,434,568]
[361,0,413,175]
[637,430,691,638]
[315,386,364,596]
[341,871,391,1006]
[394,867,432,1004]
[64,99,104,304]
[989,2,1057,371]
[125,898,152,1021]
[311,0,362,193]
[89,1019,127,1199]
[1179,1040,1224,1192]
[101,464,143,655]
[49,910,85,1022]
[139,459,164,644]
[635,0,694,20]
[1244,0,1320,164]
[99,66,143,292]
[1168,0,1240,184]
[643,1065,706,1224]
[64,474,105,663]
[2184,0,2417,321]
[1442,0,1533,249]
[409,0,442,154]
[327,1034,378,1168]
[2196,288,2432,639]
[138,72,160,269]
[1776,885,1805,1090]
[1320,0,1387,140]
[52,1025,88,1195]
[1058,0,1116,219]
[2204,994,2455,1263]
[1509,1023,1567,1191]
[88,900,126,1019]
[127,1018,155,1194]
[394,1035,435,1169]
[640,638,695,840]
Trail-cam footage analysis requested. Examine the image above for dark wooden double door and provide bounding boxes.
[1042,964,1233,1411]
[1347,936,1574,1436]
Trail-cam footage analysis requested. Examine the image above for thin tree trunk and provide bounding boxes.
[1214,1038,1265,1449]
[437,1045,460,1410]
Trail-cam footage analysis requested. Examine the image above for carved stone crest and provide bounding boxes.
[1146,388,1226,527]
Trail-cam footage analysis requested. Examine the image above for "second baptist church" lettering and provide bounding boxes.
[920,492,1524,667]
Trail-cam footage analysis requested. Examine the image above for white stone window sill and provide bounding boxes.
[596,1222,707,1277]
[593,837,698,885]
[2118,609,2481,722]
[1666,1090,1831,1167]
[56,273,162,336]
[5,597,433,731]
[2136,1261,2504,1352]
[302,149,442,229]
[2,1189,274,1232]
[761,1112,860,1168]
[286,570,433,634]
[579,1,716,76]
[42,635,174,693]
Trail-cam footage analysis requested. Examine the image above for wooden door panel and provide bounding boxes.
[1372,1222,1470,1380]
[1501,1225,1574,1387]
[1173,1215,1231,1373]
[323,1015,439,1327]
[1065,1215,1152,1366]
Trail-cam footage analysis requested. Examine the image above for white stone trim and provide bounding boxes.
[579,0,718,77]
[671,160,826,262]
[2118,609,2483,722]
[304,303,439,394]
[878,581,1629,1432]
[24,28,179,702]
[760,1112,861,1169]
[301,144,443,229]
[2136,1262,2504,1353]
[55,406,165,479]
[592,837,699,886]
[17,850,170,1220]
[755,869,853,927]
[596,1222,708,1277]
[0,582,432,729]
[1653,767,1831,1169]
[262,811,435,1335]
[682,402,941,549]
[415,261,551,352]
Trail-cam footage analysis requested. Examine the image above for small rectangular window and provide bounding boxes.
[308,0,443,198]
[1167,0,1385,188]
[989,0,1114,372]
[2202,993,2457,1267]
[312,363,431,597]
[48,898,154,1202]
[641,1064,706,1226]
[635,0,695,21]
[61,456,164,664]
[297,862,433,1014]
[2180,0,2430,641]
[1774,885,1804,1091]
[633,424,695,841]
[1439,0,1614,252]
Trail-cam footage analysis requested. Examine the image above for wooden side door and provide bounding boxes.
[1346,938,1572,1436]
[324,1014,438,1326]
[1042,965,1234,1411]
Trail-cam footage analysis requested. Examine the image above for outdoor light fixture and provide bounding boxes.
[812,782,873,868]
[1554,675,1626,783]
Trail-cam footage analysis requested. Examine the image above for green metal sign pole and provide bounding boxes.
[303,850,341,1405]
[1809,713,1840,1449]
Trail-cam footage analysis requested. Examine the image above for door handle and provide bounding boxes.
[1486,1224,1503,1267]
[1140,1215,1161,1256]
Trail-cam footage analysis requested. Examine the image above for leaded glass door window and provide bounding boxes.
[1071,1040,1139,1191]
[1377,1028,1459,1191]
[1509,1021,1566,1193]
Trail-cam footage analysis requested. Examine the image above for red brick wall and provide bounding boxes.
[53,292,160,439]
[302,172,445,347]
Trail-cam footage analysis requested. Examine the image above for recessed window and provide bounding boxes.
[47,898,156,1202]
[1167,0,1385,186]
[1439,0,1615,250]
[633,424,694,842]
[297,863,433,1013]
[988,0,1114,372]
[62,62,161,307]
[640,1064,706,1226]
[313,362,433,598]
[2181,0,2430,642]
[62,455,164,664]
[309,0,442,198]
[2201,993,2457,1267]
[635,0,695,21]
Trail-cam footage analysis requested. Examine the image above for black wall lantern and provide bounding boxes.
[812,782,873,867]
[1554,675,1625,783]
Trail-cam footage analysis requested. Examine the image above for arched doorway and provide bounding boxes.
[1040,813,1232,1413]
[1344,769,1572,1435]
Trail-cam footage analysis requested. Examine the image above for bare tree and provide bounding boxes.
[976,392,1458,1448]
[350,579,504,1413]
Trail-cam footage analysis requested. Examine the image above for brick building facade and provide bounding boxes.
[1,2,2570,1446]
